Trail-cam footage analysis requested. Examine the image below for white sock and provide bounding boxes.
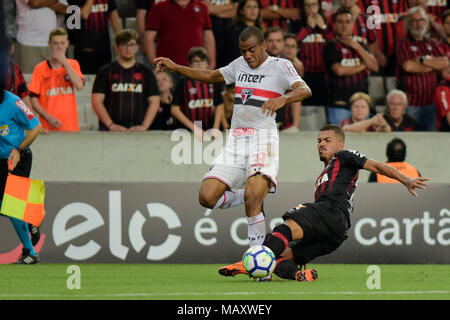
[213,189,245,209]
[247,212,266,247]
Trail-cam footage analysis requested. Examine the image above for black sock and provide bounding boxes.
[274,258,299,280]
[262,224,292,258]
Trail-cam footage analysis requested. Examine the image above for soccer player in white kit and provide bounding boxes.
[154,27,311,277]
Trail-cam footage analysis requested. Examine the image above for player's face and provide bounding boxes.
[266,32,284,57]
[304,0,320,16]
[283,38,298,61]
[443,15,450,37]
[116,40,138,60]
[241,0,260,22]
[239,36,267,69]
[317,130,344,162]
[335,13,354,37]
[49,35,69,55]
[408,11,428,39]
[387,94,407,121]
[351,99,370,122]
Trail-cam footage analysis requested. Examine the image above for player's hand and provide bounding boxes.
[8,149,21,172]
[109,124,128,132]
[47,115,62,128]
[153,57,177,72]
[405,177,430,197]
[261,96,287,117]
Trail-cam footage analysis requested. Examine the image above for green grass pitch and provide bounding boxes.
[0,264,449,300]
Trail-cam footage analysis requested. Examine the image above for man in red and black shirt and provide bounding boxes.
[171,47,223,135]
[5,38,31,108]
[260,0,300,32]
[328,0,378,49]
[441,9,450,77]
[324,8,379,125]
[396,6,448,131]
[144,0,216,69]
[434,76,450,131]
[259,124,428,281]
[358,0,408,75]
[295,0,334,106]
[67,0,122,74]
[91,30,160,131]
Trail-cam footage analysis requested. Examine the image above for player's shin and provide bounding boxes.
[213,190,245,209]
[273,258,298,280]
[247,212,266,247]
[262,224,292,258]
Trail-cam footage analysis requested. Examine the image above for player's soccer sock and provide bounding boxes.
[8,217,37,256]
[213,190,245,209]
[273,258,298,280]
[247,212,266,247]
[263,224,292,258]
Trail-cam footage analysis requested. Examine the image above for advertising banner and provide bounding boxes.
[0,182,449,264]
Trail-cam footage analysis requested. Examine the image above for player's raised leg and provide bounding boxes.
[199,178,245,210]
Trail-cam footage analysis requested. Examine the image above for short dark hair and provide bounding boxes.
[239,26,265,44]
[187,46,209,64]
[264,26,284,40]
[115,29,138,46]
[283,32,297,42]
[320,124,345,142]
[332,7,352,23]
[386,138,406,162]
[443,9,450,22]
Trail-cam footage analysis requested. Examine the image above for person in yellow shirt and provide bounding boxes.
[368,137,420,183]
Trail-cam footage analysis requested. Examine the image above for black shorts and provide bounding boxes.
[282,201,349,265]
[0,149,33,198]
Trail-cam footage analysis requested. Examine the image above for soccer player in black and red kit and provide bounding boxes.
[221,124,429,281]
[261,124,429,281]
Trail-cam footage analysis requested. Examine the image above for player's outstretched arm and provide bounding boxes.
[363,159,429,197]
[153,57,224,84]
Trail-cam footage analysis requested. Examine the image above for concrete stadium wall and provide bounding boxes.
[30,131,450,183]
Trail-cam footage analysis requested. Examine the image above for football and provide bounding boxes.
[242,245,276,278]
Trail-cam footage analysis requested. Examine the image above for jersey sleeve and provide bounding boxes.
[13,98,40,130]
[336,149,368,169]
[144,67,160,98]
[172,78,185,107]
[28,65,42,96]
[92,65,110,94]
[323,41,342,68]
[219,57,241,85]
[279,59,304,90]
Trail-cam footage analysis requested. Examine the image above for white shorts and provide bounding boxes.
[203,127,279,193]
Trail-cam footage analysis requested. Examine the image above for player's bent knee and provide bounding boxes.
[198,192,218,209]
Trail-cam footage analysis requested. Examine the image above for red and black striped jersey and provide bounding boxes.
[358,0,408,57]
[434,77,450,131]
[297,25,334,73]
[92,61,159,129]
[396,36,445,106]
[5,61,29,99]
[422,0,447,21]
[314,150,367,215]
[67,0,117,53]
[327,13,377,46]
[260,0,299,31]
[324,39,369,106]
[172,77,223,131]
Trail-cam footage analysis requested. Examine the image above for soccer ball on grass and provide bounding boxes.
[242,245,276,278]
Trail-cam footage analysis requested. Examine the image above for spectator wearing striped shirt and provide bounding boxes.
[294,0,334,107]
[323,7,379,125]
[395,6,449,131]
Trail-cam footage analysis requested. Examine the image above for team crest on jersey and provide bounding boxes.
[0,125,9,136]
[241,88,253,104]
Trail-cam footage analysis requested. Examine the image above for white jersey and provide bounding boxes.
[219,56,304,131]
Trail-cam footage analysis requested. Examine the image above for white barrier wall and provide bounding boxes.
[30,131,450,183]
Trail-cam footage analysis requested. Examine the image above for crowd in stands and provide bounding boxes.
[2,0,449,133]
